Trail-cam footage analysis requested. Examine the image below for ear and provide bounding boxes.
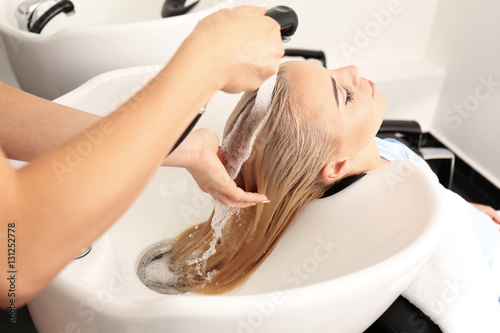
[320,159,349,184]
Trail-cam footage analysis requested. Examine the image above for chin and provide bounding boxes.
[375,91,386,108]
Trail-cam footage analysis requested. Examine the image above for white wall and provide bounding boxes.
[266,0,438,66]
[425,0,500,188]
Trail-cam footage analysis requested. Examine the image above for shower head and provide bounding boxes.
[265,6,299,43]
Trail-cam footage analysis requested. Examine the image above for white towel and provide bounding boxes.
[402,189,500,332]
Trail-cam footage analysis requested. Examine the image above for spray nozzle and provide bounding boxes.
[265,6,299,43]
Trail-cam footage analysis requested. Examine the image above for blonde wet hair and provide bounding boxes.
[169,68,339,293]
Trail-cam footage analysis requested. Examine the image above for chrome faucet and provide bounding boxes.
[16,0,75,34]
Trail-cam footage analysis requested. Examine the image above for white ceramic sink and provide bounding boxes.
[27,66,446,333]
[0,0,234,99]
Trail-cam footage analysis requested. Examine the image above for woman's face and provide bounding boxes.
[282,61,386,159]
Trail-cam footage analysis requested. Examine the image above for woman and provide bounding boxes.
[0,6,284,307]
[170,61,500,297]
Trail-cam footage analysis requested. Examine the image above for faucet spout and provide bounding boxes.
[16,0,75,34]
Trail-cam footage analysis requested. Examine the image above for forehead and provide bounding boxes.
[280,61,334,118]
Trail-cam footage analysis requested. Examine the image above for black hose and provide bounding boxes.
[29,0,74,34]
[169,112,203,154]
[162,0,200,18]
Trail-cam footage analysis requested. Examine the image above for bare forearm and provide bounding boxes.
[0,81,102,161]
[6,49,217,305]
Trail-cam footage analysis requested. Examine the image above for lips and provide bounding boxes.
[368,80,376,97]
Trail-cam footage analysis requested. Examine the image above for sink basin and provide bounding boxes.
[0,0,233,99]
[27,66,446,333]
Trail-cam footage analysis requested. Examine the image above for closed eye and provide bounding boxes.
[344,87,354,105]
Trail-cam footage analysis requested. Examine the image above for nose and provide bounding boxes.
[344,65,360,87]
[330,65,360,87]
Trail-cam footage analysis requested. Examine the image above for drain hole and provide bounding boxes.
[137,240,185,295]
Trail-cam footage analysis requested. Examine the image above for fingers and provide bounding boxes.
[187,142,269,209]
[233,188,269,206]
[218,195,270,209]
[213,186,269,209]
[491,210,500,224]
[241,5,267,16]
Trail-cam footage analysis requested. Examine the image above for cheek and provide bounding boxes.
[352,100,379,143]
[354,99,375,128]
[338,97,381,156]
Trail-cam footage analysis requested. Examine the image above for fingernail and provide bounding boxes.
[260,200,271,204]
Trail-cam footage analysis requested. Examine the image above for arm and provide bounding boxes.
[0,6,283,307]
[0,82,101,161]
[470,203,500,224]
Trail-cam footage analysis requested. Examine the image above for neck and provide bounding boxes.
[344,139,387,177]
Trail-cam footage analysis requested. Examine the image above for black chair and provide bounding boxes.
[364,296,442,333]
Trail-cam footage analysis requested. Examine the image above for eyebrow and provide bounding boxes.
[331,77,340,108]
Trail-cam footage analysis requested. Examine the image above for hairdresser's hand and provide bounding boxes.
[471,203,500,225]
[163,129,269,208]
[178,6,284,93]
